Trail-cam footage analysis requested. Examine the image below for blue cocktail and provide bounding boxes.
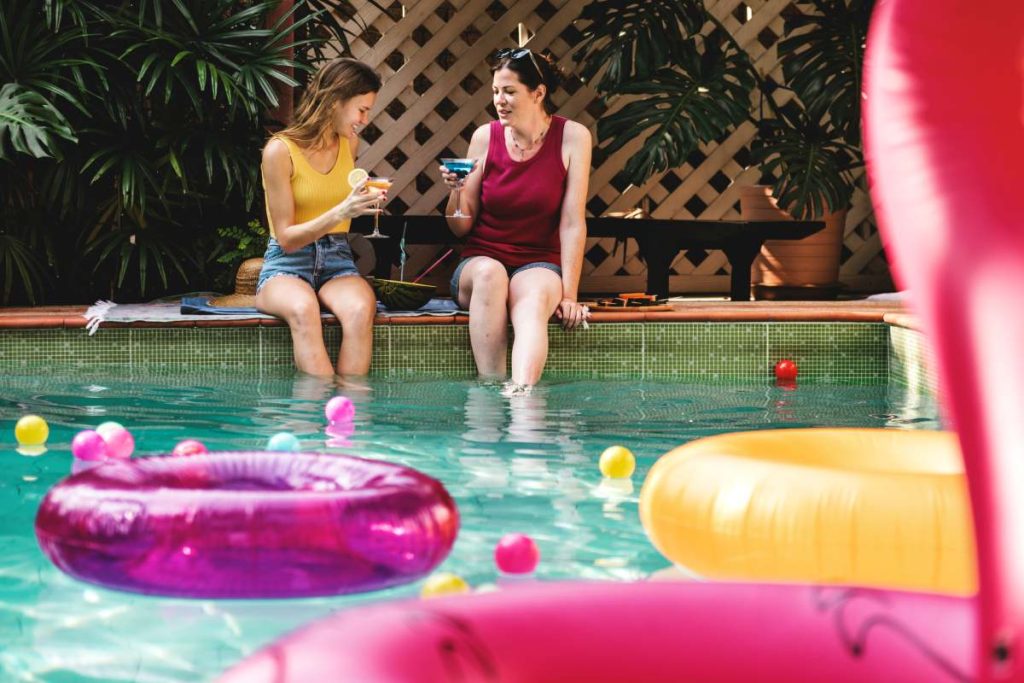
[441,157,475,219]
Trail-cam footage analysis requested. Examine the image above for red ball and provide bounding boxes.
[774,359,798,381]
[494,533,540,574]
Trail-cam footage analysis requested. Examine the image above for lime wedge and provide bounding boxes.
[347,168,369,186]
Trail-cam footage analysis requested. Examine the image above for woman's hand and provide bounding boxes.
[555,298,590,331]
[438,160,477,189]
[335,179,384,221]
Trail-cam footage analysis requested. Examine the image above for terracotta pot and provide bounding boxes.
[740,185,846,293]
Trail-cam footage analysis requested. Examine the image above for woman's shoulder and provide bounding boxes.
[560,119,592,145]
[262,136,295,177]
[263,136,292,159]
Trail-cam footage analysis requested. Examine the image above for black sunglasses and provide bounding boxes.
[494,48,543,80]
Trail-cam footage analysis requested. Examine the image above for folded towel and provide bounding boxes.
[180,297,463,317]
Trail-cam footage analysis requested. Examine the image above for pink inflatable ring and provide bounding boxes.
[35,452,459,598]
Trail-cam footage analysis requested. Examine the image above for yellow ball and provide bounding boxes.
[420,572,470,599]
[599,445,636,479]
[15,415,49,447]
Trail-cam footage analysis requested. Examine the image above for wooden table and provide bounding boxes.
[352,215,825,301]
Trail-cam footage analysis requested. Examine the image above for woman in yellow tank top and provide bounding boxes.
[257,59,385,377]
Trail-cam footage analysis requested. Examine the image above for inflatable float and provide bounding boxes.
[640,428,975,594]
[219,0,1024,679]
[35,452,458,598]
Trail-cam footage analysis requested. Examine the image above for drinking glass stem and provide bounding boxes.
[453,182,462,215]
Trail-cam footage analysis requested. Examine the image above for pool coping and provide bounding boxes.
[0,300,906,330]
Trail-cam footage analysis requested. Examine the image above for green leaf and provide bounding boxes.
[0,83,76,160]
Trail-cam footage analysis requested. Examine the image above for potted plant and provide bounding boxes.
[573,0,874,298]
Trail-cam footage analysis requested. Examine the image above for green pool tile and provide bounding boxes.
[0,329,131,371]
[889,326,938,398]
[128,328,259,372]
[544,323,644,378]
[768,323,888,383]
[383,325,476,378]
[644,323,766,381]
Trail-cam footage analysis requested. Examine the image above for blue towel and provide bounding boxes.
[180,297,461,316]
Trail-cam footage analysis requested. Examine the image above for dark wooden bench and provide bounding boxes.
[352,215,824,301]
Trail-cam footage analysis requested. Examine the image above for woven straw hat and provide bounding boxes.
[209,257,263,308]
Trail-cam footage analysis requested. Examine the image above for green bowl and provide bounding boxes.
[371,278,436,310]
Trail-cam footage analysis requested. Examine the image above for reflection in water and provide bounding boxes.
[0,372,942,683]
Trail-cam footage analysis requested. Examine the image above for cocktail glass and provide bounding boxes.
[440,158,474,219]
[365,177,392,239]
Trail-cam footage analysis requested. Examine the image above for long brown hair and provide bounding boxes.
[280,58,381,149]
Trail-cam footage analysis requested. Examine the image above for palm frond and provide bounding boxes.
[0,83,76,159]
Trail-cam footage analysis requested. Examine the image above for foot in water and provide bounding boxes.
[501,381,532,397]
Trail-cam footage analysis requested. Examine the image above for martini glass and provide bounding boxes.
[365,177,393,239]
[440,158,474,219]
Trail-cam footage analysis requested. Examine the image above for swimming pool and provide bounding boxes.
[0,372,939,682]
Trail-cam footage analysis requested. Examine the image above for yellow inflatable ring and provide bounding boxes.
[639,428,975,595]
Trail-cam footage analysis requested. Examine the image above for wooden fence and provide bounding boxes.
[333,0,892,295]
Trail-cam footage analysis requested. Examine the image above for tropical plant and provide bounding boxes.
[574,0,874,219]
[0,0,385,304]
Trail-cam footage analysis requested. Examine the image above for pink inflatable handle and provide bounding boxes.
[35,452,459,598]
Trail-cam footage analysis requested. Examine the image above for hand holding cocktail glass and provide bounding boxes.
[439,158,476,219]
[347,168,391,238]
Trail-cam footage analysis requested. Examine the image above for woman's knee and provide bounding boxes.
[468,260,510,298]
[337,287,377,327]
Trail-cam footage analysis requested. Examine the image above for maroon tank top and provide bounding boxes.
[461,116,568,268]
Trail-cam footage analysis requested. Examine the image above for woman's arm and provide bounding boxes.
[555,120,593,330]
[263,138,381,253]
[442,124,490,237]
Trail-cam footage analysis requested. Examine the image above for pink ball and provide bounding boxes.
[325,396,355,424]
[494,533,540,574]
[98,426,135,460]
[71,430,108,461]
[172,439,208,457]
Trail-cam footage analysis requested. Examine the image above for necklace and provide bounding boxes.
[509,120,550,158]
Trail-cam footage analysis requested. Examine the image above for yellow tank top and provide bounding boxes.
[264,135,355,238]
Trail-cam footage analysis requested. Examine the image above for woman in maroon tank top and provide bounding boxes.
[439,49,592,389]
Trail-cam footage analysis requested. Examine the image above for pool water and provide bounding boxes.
[0,372,940,682]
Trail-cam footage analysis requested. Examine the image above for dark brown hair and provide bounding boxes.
[491,49,563,114]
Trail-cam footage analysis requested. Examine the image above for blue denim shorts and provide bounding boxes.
[257,234,361,293]
[449,256,562,301]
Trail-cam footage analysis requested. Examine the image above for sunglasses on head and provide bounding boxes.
[494,48,543,80]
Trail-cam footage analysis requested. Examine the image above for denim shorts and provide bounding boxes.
[257,234,361,293]
[449,256,562,302]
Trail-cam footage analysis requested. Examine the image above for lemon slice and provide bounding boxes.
[347,168,369,186]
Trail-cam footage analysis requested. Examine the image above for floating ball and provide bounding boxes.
[599,445,636,479]
[96,421,124,435]
[97,425,134,460]
[71,430,108,461]
[15,415,49,447]
[494,533,540,574]
[172,439,208,457]
[774,359,799,381]
[266,432,300,452]
[325,396,355,424]
[420,572,470,599]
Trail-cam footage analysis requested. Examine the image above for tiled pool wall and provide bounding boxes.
[888,324,939,399]
[0,322,932,387]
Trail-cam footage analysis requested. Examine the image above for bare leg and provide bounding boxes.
[256,276,333,376]
[455,257,510,379]
[508,267,562,386]
[317,275,377,376]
